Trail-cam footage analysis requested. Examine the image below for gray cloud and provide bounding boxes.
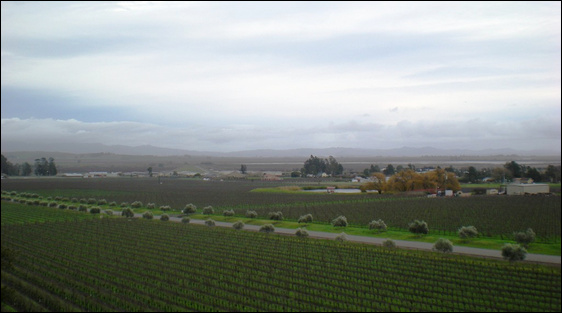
[1,2,560,153]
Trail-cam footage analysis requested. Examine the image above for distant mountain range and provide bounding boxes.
[1,141,559,158]
[222,147,560,158]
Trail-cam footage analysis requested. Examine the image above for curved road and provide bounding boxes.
[134,213,561,265]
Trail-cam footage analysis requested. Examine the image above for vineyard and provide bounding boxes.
[222,196,561,240]
[1,178,560,241]
[2,213,561,312]
[0,202,99,225]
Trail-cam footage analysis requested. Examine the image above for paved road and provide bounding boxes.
[133,213,561,265]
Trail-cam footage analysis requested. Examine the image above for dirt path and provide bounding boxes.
[135,213,561,265]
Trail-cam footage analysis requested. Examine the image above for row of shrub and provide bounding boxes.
[2,191,205,214]
[2,190,537,247]
[136,207,530,261]
[1,195,116,215]
[133,208,530,261]
[3,190,531,261]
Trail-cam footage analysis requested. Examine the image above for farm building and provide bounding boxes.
[61,173,84,178]
[512,178,534,184]
[351,176,372,183]
[506,183,549,195]
[86,172,108,178]
[262,173,282,181]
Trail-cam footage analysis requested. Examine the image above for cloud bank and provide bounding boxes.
[2,116,560,154]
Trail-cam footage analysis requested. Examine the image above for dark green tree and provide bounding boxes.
[21,162,32,176]
[466,166,479,183]
[48,157,57,176]
[1,155,36,176]
[1,154,10,174]
[1,154,18,176]
[147,167,153,177]
[525,167,542,182]
[240,164,247,174]
[444,165,456,173]
[383,164,395,176]
[544,165,561,182]
[12,163,21,176]
[301,155,326,176]
[363,168,371,177]
[34,158,48,176]
[363,164,379,176]
[504,161,522,178]
[326,156,344,175]
[31,157,58,176]
[300,155,344,176]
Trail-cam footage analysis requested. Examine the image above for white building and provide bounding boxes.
[62,173,84,177]
[506,184,550,195]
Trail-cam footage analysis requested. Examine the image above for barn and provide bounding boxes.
[506,183,550,195]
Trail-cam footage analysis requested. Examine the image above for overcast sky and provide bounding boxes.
[2,1,561,153]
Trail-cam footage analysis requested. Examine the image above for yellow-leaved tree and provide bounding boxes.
[361,168,461,193]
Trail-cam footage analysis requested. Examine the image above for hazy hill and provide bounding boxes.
[2,143,560,174]
[1,141,559,158]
